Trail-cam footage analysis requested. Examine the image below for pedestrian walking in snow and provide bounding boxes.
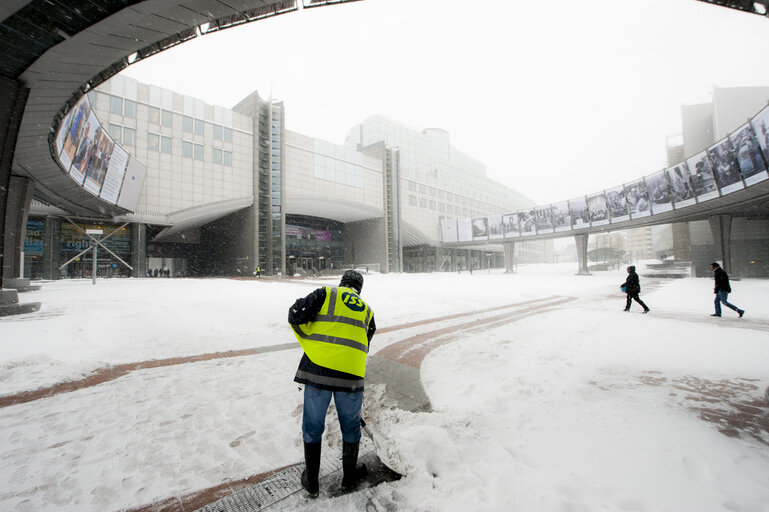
[621,265,650,313]
[710,262,745,318]
[288,270,376,497]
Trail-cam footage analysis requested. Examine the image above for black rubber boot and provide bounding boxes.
[301,442,322,498]
[341,441,368,491]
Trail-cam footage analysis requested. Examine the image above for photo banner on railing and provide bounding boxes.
[587,192,609,226]
[535,206,554,234]
[457,218,473,242]
[440,217,458,242]
[54,94,145,211]
[551,201,571,232]
[749,104,769,165]
[569,197,590,228]
[730,122,768,186]
[625,179,651,218]
[519,210,536,236]
[472,217,488,240]
[503,213,520,238]
[606,186,629,223]
[647,170,673,214]
[687,150,719,202]
[708,138,744,195]
[488,214,504,239]
[666,163,696,208]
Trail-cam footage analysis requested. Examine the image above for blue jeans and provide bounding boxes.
[715,290,742,316]
[302,384,362,444]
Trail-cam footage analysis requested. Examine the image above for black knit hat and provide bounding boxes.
[711,262,720,268]
[340,270,364,293]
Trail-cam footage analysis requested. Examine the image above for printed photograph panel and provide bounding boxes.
[708,139,744,195]
[625,179,651,218]
[729,122,768,186]
[568,197,590,228]
[587,192,609,226]
[646,170,673,214]
[665,163,696,208]
[686,150,719,202]
[606,186,629,223]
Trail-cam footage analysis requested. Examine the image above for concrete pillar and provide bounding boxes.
[709,214,733,274]
[42,216,61,280]
[131,223,147,277]
[0,77,29,288]
[504,242,516,273]
[2,176,35,282]
[575,234,591,275]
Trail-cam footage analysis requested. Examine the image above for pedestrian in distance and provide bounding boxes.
[710,262,745,318]
[288,270,376,497]
[621,265,650,314]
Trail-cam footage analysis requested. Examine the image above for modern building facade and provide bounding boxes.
[23,75,535,279]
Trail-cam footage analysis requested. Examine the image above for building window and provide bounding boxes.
[223,127,232,143]
[313,154,363,188]
[161,110,172,128]
[124,99,137,119]
[194,143,204,161]
[213,124,223,141]
[148,106,160,124]
[223,150,232,166]
[213,148,222,164]
[409,195,417,206]
[110,96,123,115]
[408,181,416,192]
[419,184,426,194]
[148,132,159,152]
[123,127,136,146]
[429,200,436,210]
[420,198,427,208]
[183,115,193,133]
[160,136,172,154]
[108,123,122,144]
[182,140,193,158]
[194,119,204,136]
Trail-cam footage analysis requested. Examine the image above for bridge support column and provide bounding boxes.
[575,234,591,275]
[1,77,29,292]
[131,223,147,278]
[42,216,61,280]
[709,214,733,274]
[504,242,515,273]
[2,176,34,284]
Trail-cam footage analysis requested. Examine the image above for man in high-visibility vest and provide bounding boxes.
[288,269,376,497]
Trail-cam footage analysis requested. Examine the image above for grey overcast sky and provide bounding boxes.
[120,0,769,205]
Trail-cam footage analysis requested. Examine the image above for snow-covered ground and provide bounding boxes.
[1,263,768,511]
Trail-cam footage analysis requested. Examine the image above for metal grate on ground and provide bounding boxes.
[196,436,376,511]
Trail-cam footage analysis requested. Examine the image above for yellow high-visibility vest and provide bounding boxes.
[292,286,373,377]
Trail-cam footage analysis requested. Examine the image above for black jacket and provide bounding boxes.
[622,271,641,295]
[288,287,376,392]
[713,267,731,293]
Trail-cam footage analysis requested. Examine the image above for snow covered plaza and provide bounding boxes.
[1,264,768,511]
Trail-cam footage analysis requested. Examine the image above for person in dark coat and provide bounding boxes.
[710,262,744,318]
[621,265,650,313]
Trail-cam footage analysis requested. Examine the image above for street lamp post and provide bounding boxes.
[86,229,103,285]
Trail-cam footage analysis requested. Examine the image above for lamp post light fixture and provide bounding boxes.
[85,229,103,285]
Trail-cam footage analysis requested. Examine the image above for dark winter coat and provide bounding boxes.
[622,271,641,295]
[288,287,376,393]
[713,267,731,293]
